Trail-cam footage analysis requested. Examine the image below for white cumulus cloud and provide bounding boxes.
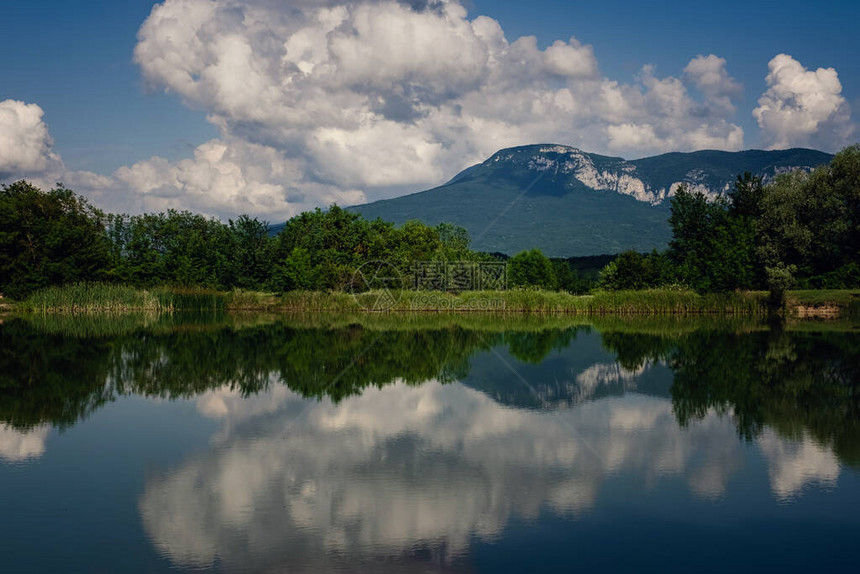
[111,137,365,218]
[16,2,855,220]
[684,54,743,115]
[0,99,114,197]
[2,1,752,219]
[0,100,60,177]
[753,54,855,150]
[114,0,750,217]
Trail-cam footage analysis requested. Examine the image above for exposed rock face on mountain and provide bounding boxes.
[350,144,833,256]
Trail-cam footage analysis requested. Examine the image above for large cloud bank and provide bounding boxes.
[0,0,854,220]
[124,0,745,217]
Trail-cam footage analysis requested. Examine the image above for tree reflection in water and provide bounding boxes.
[1,314,858,467]
[2,314,858,570]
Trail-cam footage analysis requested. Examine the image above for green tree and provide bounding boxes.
[508,249,557,289]
[0,181,112,299]
[272,247,316,291]
[729,172,765,220]
[435,222,471,259]
[392,220,442,272]
[598,250,673,290]
[228,215,272,289]
[268,208,474,292]
[551,260,593,294]
[756,145,860,295]
[270,205,375,291]
[829,145,860,265]
[106,210,236,288]
[667,185,755,292]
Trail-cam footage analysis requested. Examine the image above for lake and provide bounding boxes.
[1,313,859,573]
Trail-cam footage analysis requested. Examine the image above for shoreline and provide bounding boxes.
[6,286,859,318]
[8,306,858,342]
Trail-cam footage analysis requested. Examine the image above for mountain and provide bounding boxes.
[347,145,832,256]
[462,330,673,410]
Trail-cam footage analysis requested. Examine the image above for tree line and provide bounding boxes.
[1,144,857,301]
[3,317,859,465]
[0,181,591,299]
[598,145,860,302]
[0,182,477,299]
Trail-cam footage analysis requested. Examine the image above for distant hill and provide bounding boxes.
[344,145,832,257]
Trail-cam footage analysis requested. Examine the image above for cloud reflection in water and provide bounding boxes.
[139,379,841,570]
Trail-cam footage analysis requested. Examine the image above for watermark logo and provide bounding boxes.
[409,293,507,312]
[414,261,507,292]
[351,260,508,311]
[412,260,508,311]
[350,260,406,311]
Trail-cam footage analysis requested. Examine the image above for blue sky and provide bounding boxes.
[1,1,216,173]
[490,1,858,90]
[1,0,857,218]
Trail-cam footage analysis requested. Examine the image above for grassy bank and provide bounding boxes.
[272,288,771,315]
[21,283,167,313]
[249,287,859,317]
[20,283,226,314]
[786,290,860,319]
[14,283,860,317]
[12,307,857,341]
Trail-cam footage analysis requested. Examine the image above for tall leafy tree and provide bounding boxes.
[729,172,765,220]
[667,184,755,292]
[106,210,238,288]
[435,222,471,259]
[228,215,272,289]
[0,181,112,299]
[756,146,860,295]
[270,205,378,291]
[508,249,557,289]
[598,250,674,290]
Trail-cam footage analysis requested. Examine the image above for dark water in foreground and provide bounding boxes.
[1,314,859,573]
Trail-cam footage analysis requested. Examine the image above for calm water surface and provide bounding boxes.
[1,314,859,573]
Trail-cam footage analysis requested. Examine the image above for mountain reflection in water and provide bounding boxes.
[1,315,858,572]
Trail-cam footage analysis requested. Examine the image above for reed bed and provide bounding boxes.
[160,288,226,311]
[345,288,770,316]
[271,288,769,315]
[224,289,280,310]
[18,284,857,318]
[274,290,366,312]
[584,289,768,316]
[13,307,856,341]
[22,283,230,314]
[23,283,170,313]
